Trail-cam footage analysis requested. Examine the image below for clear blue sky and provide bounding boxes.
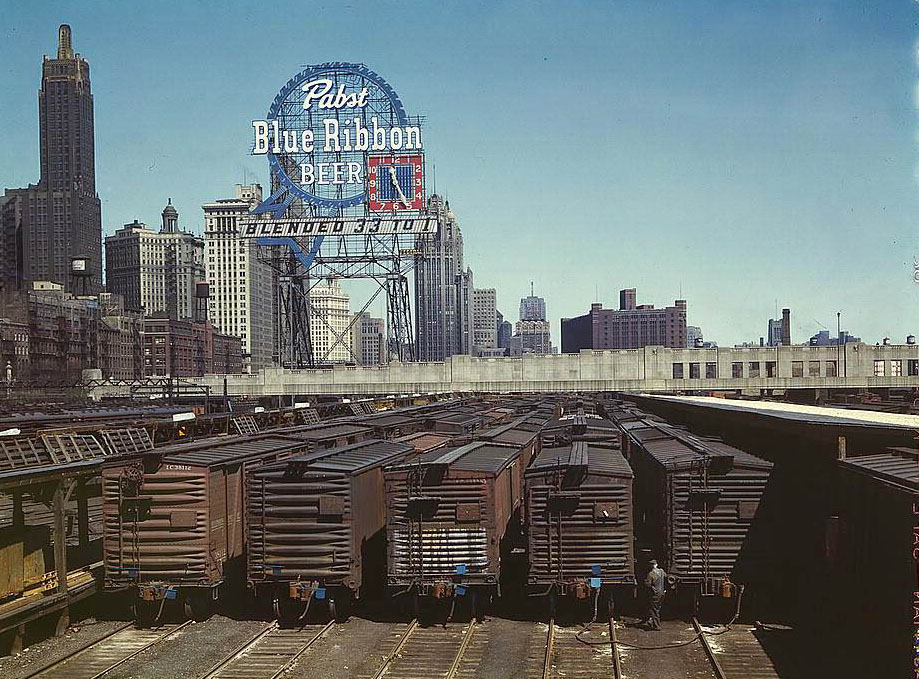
[1,1,918,345]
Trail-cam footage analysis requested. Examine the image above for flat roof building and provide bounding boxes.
[561,289,687,352]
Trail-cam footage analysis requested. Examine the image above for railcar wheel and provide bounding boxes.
[132,599,156,626]
[185,592,214,621]
[548,588,557,619]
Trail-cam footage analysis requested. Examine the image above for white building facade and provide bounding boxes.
[203,184,276,373]
[104,201,205,319]
[309,279,351,364]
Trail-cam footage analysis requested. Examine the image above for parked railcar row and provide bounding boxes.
[89,393,782,624]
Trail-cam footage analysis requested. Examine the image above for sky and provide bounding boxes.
[1,1,918,346]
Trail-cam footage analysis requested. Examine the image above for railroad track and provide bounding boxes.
[201,620,334,679]
[693,618,780,679]
[542,617,620,679]
[370,619,479,679]
[24,621,192,679]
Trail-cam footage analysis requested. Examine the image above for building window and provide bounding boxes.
[891,360,902,377]
[748,362,760,378]
[873,360,885,377]
[826,360,837,377]
[732,362,742,379]
[705,362,717,379]
[689,362,700,379]
[672,363,683,379]
[766,361,776,378]
[791,361,804,378]
[808,360,820,377]
[908,360,919,377]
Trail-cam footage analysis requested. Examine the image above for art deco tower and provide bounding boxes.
[20,25,102,291]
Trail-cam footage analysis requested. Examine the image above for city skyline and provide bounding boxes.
[1,3,917,345]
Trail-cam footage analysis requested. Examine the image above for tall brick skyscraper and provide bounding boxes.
[2,25,102,292]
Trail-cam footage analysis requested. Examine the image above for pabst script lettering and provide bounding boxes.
[300,78,370,110]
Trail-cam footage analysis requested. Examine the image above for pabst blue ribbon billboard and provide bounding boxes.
[248,62,428,228]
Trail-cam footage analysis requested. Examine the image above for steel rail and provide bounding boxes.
[609,616,622,679]
[198,621,277,679]
[542,617,556,679]
[201,619,334,679]
[371,619,419,679]
[25,620,193,679]
[692,617,728,679]
[445,620,477,679]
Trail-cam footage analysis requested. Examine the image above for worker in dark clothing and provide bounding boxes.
[643,558,666,630]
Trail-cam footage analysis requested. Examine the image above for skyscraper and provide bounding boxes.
[472,287,498,354]
[414,195,472,360]
[2,25,102,292]
[512,284,551,355]
[203,184,276,373]
[105,201,205,319]
[351,312,386,366]
[308,279,352,364]
[519,282,547,321]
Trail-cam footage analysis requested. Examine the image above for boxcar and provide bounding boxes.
[385,440,533,614]
[624,417,773,604]
[395,431,453,455]
[833,447,918,678]
[426,411,485,436]
[247,439,415,620]
[360,413,425,440]
[525,441,635,614]
[102,434,308,620]
[279,423,372,451]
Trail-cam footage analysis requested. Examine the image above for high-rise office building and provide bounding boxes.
[511,284,551,355]
[496,309,512,354]
[308,279,351,364]
[561,289,687,352]
[472,287,497,354]
[105,201,205,319]
[2,26,102,292]
[414,195,472,360]
[519,283,547,321]
[203,184,276,372]
[351,312,386,366]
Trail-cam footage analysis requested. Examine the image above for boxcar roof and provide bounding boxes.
[395,432,453,453]
[390,441,523,474]
[161,435,306,466]
[279,423,372,440]
[529,442,633,478]
[362,413,415,427]
[840,448,919,491]
[277,438,415,474]
[633,424,772,471]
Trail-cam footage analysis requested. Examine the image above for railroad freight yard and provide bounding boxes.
[0,390,913,679]
[3,3,918,678]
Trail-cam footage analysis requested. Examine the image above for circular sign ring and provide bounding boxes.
[266,62,409,209]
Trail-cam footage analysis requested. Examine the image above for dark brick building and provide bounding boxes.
[143,316,243,377]
[561,289,687,352]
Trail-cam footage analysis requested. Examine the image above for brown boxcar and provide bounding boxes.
[833,448,918,678]
[102,434,308,620]
[360,413,426,440]
[620,414,774,602]
[525,441,635,614]
[279,423,372,451]
[395,431,453,455]
[246,439,415,619]
[385,440,534,610]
